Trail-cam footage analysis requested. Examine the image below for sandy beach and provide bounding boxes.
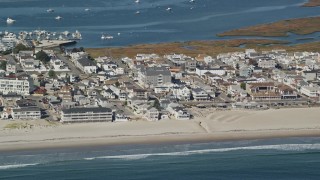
[0,107,319,152]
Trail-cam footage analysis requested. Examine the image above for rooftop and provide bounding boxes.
[62,107,112,114]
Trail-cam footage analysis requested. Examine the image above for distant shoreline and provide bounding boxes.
[217,16,320,37]
[302,0,320,7]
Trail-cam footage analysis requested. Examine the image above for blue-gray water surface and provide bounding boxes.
[0,137,320,179]
[0,0,320,47]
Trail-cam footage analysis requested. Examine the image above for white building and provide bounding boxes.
[258,59,276,69]
[6,57,16,74]
[192,87,209,101]
[114,114,129,122]
[173,86,191,101]
[196,66,225,76]
[144,107,159,121]
[115,67,124,75]
[75,57,97,74]
[227,85,247,98]
[60,107,113,123]
[12,107,41,119]
[167,106,191,120]
[300,86,319,98]
[0,78,30,95]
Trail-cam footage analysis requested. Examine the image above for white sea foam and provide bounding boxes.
[84,144,320,161]
[0,163,38,170]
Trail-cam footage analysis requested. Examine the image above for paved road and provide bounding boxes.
[56,54,82,75]
[26,95,54,121]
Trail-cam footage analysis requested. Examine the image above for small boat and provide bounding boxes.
[189,0,195,3]
[55,16,62,20]
[46,8,54,13]
[135,10,140,14]
[135,0,140,4]
[84,8,91,12]
[6,18,16,24]
[101,34,114,40]
[1,32,17,42]
[166,7,172,11]
[72,30,82,39]
[117,32,121,36]
[62,31,70,36]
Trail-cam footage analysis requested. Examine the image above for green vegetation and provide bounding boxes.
[86,39,287,58]
[48,70,56,78]
[1,50,12,55]
[36,50,50,63]
[302,0,320,7]
[240,83,246,90]
[87,38,320,60]
[218,16,320,37]
[0,61,7,70]
[13,43,32,54]
[236,63,240,70]
[153,99,161,110]
[4,122,30,129]
[46,120,58,126]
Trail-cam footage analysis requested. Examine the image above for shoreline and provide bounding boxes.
[1,107,319,153]
[1,129,320,153]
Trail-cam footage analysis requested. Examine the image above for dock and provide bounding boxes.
[33,40,76,48]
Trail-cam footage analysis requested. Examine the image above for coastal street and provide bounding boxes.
[56,53,82,75]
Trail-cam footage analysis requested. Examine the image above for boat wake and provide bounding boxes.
[84,143,320,161]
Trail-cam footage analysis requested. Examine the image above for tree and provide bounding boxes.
[153,98,161,110]
[236,63,240,70]
[13,43,32,54]
[1,50,12,55]
[240,82,246,90]
[36,51,50,63]
[48,70,56,78]
[0,61,7,70]
[115,81,120,87]
[88,55,95,61]
[65,73,71,83]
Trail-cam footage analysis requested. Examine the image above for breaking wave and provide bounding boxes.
[84,143,320,161]
[0,163,39,170]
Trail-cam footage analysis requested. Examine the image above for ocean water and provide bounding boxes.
[0,137,320,179]
[0,0,320,47]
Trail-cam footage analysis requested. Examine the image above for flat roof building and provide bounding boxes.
[60,107,113,123]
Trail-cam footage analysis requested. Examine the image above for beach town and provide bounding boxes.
[0,29,320,151]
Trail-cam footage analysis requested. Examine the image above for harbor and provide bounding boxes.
[0,30,82,51]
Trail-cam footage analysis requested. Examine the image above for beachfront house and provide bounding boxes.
[191,87,209,101]
[300,86,319,98]
[144,107,159,121]
[167,106,191,120]
[12,107,41,120]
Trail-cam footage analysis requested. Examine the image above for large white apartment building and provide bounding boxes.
[0,78,30,95]
[60,107,113,123]
[12,107,41,120]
